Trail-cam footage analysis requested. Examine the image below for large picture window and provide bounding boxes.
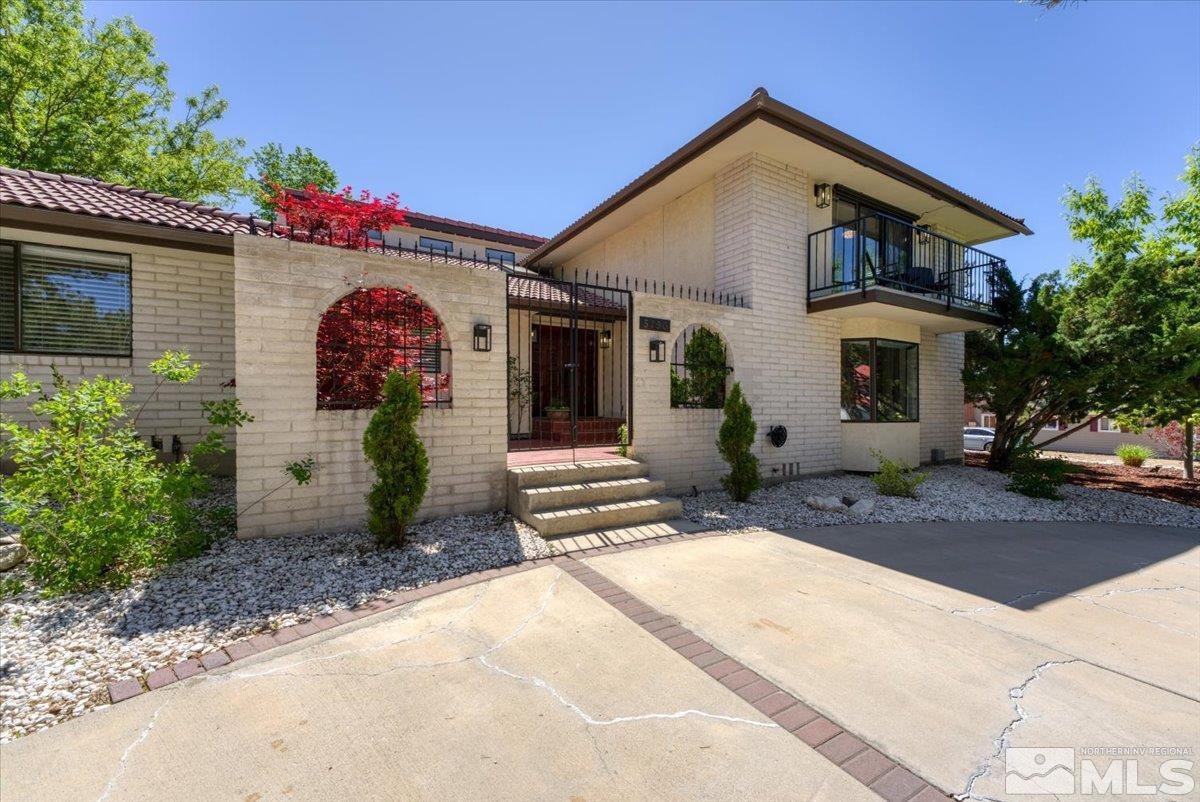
[0,241,132,356]
[840,338,918,422]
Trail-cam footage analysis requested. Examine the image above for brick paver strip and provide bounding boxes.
[144,666,179,691]
[108,678,143,703]
[199,649,231,671]
[562,557,950,802]
[173,658,204,680]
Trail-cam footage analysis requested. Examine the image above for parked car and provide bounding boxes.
[963,426,995,452]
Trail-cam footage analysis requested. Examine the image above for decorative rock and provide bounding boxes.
[804,495,847,512]
[848,499,876,517]
[0,543,28,571]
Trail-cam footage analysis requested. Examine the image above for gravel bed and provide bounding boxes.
[682,465,1200,533]
[0,479,549,743]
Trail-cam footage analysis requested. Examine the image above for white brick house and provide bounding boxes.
[1,89,1031,537]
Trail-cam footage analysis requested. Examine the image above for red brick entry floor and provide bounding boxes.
[506,445,620,467]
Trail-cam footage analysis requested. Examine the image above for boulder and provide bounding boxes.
[848,498,876,517]
[0,542,29,571]
[805,495,847,512]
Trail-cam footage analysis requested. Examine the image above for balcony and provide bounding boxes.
[807,213,1004,332]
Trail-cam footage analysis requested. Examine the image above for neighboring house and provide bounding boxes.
[963,403,1162,456]
[3,88,1034,537]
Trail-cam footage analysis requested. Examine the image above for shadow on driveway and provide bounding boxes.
[776,520,1199,610]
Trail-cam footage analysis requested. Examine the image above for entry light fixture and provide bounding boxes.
[473,323,492,352]
[649,339,666,362]
[814,183,831,209]
[599,330,612,349]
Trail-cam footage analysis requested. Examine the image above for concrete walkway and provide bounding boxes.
[3,521,1197,801]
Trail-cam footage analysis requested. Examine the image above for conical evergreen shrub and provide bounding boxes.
[362,371,428,548]
[718,381,760,502]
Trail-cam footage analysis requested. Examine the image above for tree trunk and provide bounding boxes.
[1186,420,1195,481]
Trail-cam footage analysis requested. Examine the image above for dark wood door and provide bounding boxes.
[532,324,597,418]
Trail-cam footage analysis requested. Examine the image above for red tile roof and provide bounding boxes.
[0,167,258,235]
[1,168,548,249]
[506,276,624,310]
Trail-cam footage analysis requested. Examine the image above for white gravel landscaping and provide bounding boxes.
[0,480,549,743]
[682,464,1200,533]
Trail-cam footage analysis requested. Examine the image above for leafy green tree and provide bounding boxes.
[966,147,1200,471]
[717,382,760,502]
[362,372,428,548]
[670,327,727,408]
[0,0,248,204]
[250,142,338,218]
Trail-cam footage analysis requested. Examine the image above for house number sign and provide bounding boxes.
[639,316,670,333]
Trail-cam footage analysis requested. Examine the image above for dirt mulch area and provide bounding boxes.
[963,452,1200,508]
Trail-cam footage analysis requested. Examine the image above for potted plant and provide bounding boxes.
[545,399,571,421]
[545,400,571,443]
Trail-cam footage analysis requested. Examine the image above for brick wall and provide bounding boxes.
[0,226,237,472]
[233,235,507,539]
[629,153,843,493]
[920,330,965,463]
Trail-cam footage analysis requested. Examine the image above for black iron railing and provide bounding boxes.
[807,213,1003,314]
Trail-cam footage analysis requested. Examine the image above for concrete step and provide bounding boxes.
[522,496,684,538]
[518,477,667,514]
[506,458,647,493]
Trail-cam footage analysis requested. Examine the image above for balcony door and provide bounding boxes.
[833,190,915,286]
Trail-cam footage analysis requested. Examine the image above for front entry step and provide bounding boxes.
[507,459,682,538]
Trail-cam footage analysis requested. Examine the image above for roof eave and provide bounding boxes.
[0,203,237,254]
[525,89,1030,267]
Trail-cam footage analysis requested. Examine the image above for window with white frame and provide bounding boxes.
[1098,417,1121,432]
[981,413,996,428]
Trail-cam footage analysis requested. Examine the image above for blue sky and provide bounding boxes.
[92,0,1199,281]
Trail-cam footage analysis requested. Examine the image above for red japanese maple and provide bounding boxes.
[316,286,449,409]
[268,182,408,249]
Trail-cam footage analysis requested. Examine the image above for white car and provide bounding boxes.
[963,426,995,452]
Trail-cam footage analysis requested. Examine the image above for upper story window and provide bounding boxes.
[0,240,132,357]
[485,248,516,267]
[419,236,453,254]
[840,338,918,422]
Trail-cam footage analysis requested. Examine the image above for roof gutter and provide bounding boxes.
[525,89,1031,267]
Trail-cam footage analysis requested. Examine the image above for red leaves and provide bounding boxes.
[316,287,448,409]
[268,182,408,249]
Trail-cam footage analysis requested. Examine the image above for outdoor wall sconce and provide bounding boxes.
[473,323,492,352]
[814,183,831,208]
[649,339,666,362]
[599,330,612,349]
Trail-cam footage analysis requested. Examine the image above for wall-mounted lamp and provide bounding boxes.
[473,323,492,352]
[649,339,666,362]
[599,330,612,349]
[814,183,831,209]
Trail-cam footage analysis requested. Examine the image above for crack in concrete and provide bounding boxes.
[955,659,1080,802]
[95,697,172,802]
[950,586,1198,638]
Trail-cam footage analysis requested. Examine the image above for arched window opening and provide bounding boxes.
[670,324,729,409]
[316,286,451,410]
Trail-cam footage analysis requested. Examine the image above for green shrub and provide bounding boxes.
[0,353,246,594]
[1006,447,1072,500]
[717,382,759,502]
[1115,443,1153,467]
[362,371,428,548]
[671,327,727,408]
[616,423,629,458]
[869,450,927,498]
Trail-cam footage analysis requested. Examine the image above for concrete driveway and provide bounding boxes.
[591,522,1200,801]
[3,522,1197,801]
[0,564,874,802]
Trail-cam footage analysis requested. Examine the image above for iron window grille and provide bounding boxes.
[0,239,132,357]
[316,286,452,410]
[670,324,730,409]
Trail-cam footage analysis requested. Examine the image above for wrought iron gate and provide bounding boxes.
[506,273,631,453]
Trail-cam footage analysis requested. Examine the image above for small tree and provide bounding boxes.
[717,382,759,502]
[268,182,407,248]
[362,371,428,548]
